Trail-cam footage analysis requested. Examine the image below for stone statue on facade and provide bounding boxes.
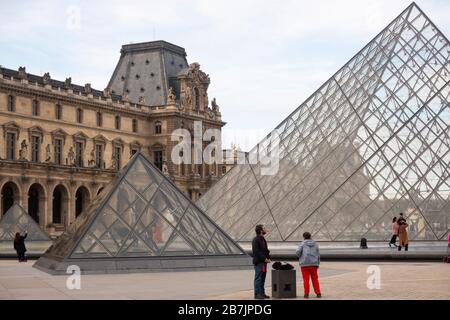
[139,96,146,104]
[207,107,215,120]
[162,161,169,176]
[45,144,51,162]
[211,97,220,112]
[68,146,75,165]
[88,148,95,167]
[182,88,192,108]
[19,140,28,160]
[110,153,118,170]
[167,87,176,104]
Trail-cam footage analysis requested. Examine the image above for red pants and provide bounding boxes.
[301,266,321,295]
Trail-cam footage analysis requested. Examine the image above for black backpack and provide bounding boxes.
[360,238,368,249]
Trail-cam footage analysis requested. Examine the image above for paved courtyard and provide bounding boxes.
[0,259,448,300]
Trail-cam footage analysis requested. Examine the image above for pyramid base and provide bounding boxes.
[33,255,253,275]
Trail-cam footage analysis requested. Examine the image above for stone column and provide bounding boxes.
[45,183,54,234]
[66,186,74,228]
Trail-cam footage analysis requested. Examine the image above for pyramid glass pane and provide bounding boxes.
[198,3,450,242]
[0,204,50,241]
[34,153,250,274]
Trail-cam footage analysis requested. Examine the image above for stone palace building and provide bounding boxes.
[0,40,224,236]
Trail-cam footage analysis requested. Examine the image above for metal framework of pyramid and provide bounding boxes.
[198,3,450,242]
[34,153,250,274]
[0,204,51,241]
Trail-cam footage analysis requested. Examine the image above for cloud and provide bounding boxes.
[0,0,448,151]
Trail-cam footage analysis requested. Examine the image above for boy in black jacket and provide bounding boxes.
[252,224,270,299]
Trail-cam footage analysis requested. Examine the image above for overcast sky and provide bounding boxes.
[1,0,449,150]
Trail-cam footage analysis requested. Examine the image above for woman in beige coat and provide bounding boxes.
[398,221,409,251]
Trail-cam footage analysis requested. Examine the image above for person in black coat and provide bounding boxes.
[13,232,27,262]
[252,224,270,299]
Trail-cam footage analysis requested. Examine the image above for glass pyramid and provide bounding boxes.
[0,204,51,241]
[34,152,250,274]
[198,3,450,242]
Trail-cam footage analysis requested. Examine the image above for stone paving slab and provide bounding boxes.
[208,261,450,300]
[0,260,448,300]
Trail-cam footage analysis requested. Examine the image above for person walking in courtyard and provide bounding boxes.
[389,217,399,248]
[296,232,322,298]
[398,220,409,251]
[252,224,270,299]
[13,231,28,262]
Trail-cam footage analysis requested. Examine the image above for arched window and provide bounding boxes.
[96,112,102,127]
[55,103,62,120]
[194,87,200,110]
[52,185,67,224]
[1,182,19,214]
[115,115,121,130]
[155,121,162,134]
[75,186,90,217]
[28,183,45,223]
[76,108,83,123]
[7,95,14,112]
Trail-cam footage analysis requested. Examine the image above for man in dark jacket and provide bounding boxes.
[252,224,270,299]
[14,231,27,262]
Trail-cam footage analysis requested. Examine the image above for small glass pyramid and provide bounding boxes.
[34,152,250,274]
[198,3,450,242]
[0,204,50,241]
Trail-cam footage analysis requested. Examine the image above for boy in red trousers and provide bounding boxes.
[296,232,321,298]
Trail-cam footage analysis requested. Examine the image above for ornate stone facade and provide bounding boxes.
[0,41,225,236]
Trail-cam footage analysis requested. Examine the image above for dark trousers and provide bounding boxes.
[16,250,26,262]
[389,235,397,244]
[254,263,267,296]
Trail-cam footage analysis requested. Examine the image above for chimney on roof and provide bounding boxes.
[84,83,92,93]
[18,66,27,79]
[43,72,51,84]
[64,77,72,89]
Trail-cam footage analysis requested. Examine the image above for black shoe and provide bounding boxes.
[304,294,309,299]
[263,294,270,298]
[255,294,265,299]
[317,294,322,298]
